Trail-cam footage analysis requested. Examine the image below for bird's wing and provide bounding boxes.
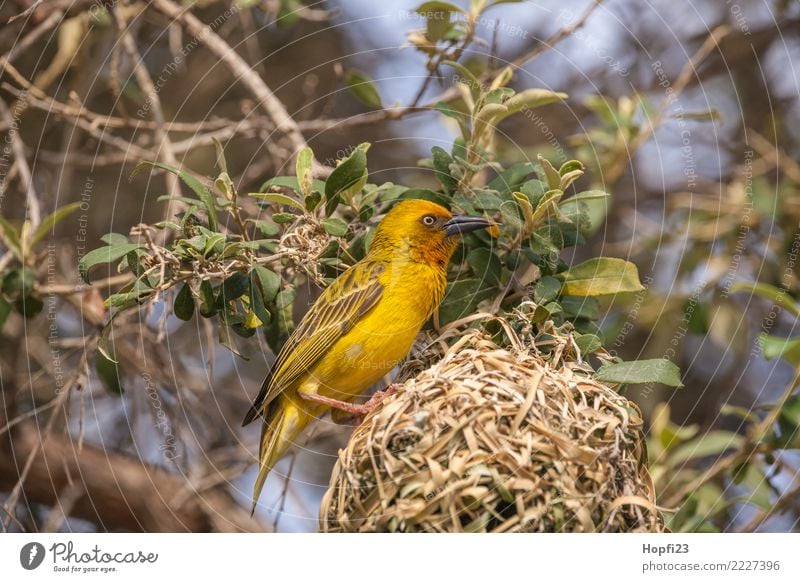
[242,260,385,425]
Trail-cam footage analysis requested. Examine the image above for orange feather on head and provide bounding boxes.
[369,199,457,268]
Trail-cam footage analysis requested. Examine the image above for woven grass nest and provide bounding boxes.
[320,325,664,532]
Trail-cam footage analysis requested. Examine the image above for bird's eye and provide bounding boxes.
[422,215,436,226]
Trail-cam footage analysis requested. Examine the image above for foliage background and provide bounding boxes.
[0,0,799,532]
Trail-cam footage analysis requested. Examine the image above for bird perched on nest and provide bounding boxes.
[242,199,492,512]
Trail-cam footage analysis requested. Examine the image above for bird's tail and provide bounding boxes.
[251,398,303,516]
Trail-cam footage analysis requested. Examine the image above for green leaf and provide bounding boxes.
[415,1,464,13]
[467,247,501,286]
[495,89,567,121]
[574,333,602,356]
[731,282,800,318]
[559,169,584,192]
[216,272,250,308]
[344,69,382,108]
[31,202,81,245]
[272,212,296,224]
[248,269,271,326]
[443,60,482,99]
[198,280,216,317]
[95,349,122,395]
[1,267,35,298]
[561,296,600,320]
[534,276,561,303]
[537,155,561,190]
[101,233,130,246]
[531,301,561,323]
[103,276,154,309]
[431,146,458,194]
[79,243,143,284]
[435,101,468,124]
[252,265,281,303]
[259,175,327,194]
[249,192,306,213]
[759,334,800,365]
[529,189,565,227]
[595,359,683,387]
[255,219,280,237]
[422,3,452,40]
[520,179,546,208]
[321,217,349,237]
[15,293,43,318]
[736,464,773,510]
[218,320,246,358]
[203,233,226,258]
[560,192,609,237]
[173,283,195,321]
[325,143,370,214]
[513,192,534,237]
[488,162,535,196]
[131,161,218,230]
[669,431,745,465]
[439,278,496,325]
[215,171,234,200]
[484,87,514,104]
[559,257,644,297]
[213,136,229,175]
[296,146,314,198]
[0,215,22,259]
[472,189,504,211]
[558,160,584,176]
[472,102,508,141]
[779,394,800,427]
[499,201,522,231]
[305,191,322,212]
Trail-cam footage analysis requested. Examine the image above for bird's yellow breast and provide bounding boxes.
[297,260,445,401]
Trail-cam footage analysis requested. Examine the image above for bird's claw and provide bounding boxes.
[321,385,399,425]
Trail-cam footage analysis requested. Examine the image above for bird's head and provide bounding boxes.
[369,199,492,266]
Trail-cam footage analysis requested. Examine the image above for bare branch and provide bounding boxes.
[4,9,63,62]
[114,7,182,203]
[0,97,41,228]
[151,0,309,161]
[511,0,606,68]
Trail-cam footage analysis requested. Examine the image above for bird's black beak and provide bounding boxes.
[443,215,492,237]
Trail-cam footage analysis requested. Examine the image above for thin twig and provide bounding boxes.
[605,24,730,184]
[2,80,260,133]
[738,478,800,532]
[114,7,182,204]
[151,0,310,162]
[747,129,800,184]
[0,97,41,229]
[511,0,606,68]
[6,0,45,24]
[35,273,134,296]
[4,9,64,63]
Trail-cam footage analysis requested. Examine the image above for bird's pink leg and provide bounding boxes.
[298,385,398,422]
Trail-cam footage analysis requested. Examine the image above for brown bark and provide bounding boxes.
[0,423,260,532]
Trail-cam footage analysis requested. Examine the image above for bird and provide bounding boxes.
[242,199,492,513]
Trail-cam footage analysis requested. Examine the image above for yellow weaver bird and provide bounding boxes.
[242,199,491,512]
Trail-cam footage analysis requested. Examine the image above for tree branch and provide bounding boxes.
[150,0,309,162]
[0,422,261,532]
